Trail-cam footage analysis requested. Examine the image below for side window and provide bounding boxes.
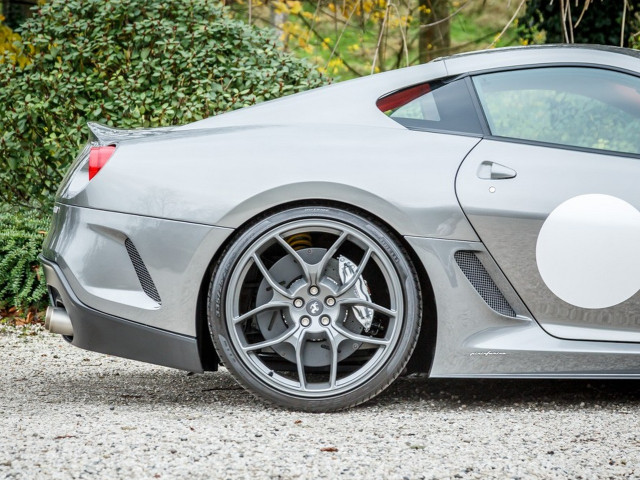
[377,78,483,135]
[473,67,640,155]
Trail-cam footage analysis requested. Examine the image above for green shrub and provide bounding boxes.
[0,0,326,211]
[0,209,49,310]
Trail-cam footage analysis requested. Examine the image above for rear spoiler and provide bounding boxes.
[87,122,175,146]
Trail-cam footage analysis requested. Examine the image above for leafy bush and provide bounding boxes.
[0,209,49,310]
[0,0,326,211]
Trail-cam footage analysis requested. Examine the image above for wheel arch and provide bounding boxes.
[214,181,430,238]
[194,198,438,374]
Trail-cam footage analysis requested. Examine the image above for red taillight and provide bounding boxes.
[376,83,432,112]
[89,145,116,180]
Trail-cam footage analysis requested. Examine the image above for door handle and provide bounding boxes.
[477,161,517,180]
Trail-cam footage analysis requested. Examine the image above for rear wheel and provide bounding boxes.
[208,206,422,411]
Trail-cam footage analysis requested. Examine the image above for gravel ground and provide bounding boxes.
[1,328,640,479]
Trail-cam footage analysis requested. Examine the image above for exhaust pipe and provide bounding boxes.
[45,306,74,336]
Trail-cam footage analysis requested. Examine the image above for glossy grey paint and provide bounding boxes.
[56,45,640,242]
[457,139,640,343]
[44,203,232,336]
[408,237,640,377]
[59,125,481,240]
[43,45,640,377]
[442,45,640,77]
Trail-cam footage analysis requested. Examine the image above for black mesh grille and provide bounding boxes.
[454,251,515,317]
[125,238,161,303]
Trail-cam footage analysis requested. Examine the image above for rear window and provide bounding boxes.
[377,78,483,135]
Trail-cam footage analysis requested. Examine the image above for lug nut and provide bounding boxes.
[293,298,304,308]
[309,286,319,296]
[320,316,331,326]
[325,297,336,307]
[300,316,311,327]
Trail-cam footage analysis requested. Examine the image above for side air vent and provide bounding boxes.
[124,238,162,304]
[454,251,516,317]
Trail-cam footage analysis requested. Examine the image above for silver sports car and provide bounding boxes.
[42,45,640,411]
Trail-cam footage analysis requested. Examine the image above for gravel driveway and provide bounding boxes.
[1,327,640,479]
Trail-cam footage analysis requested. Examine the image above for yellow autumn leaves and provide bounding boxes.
[256,0,419,76]
[0,15,31,67]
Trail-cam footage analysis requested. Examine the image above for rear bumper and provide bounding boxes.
[40,256,205,372]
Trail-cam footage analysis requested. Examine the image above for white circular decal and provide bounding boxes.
[536,194,640,309]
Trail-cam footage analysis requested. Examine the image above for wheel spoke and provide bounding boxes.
[336,247,372,296]
[294,331,307,391]
[252,253,292,299]
[242,325,298,352]
[233,301,289,324]
[333,323,391,346]
[327,332,339,388]
[275,235,311,284]
[314,231,349,284]
[339,298,396,318]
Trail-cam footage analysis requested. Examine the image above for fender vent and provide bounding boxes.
[454,251,515,317]
[125,238,161,304]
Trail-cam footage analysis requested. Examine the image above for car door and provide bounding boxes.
[456,66,640,342]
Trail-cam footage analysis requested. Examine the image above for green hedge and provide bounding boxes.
[0,0,327,310]
[0,209,49,310]
[0,0,326,211]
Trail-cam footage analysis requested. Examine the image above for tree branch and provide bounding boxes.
[488,0,526,48]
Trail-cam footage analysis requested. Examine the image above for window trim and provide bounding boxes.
[480,133,640,160]
[393,123,484,138]
[464,76,491,136]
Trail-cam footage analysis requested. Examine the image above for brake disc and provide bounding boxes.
[254,248,370,367]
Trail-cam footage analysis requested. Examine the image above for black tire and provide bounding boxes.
[208,206,422,411]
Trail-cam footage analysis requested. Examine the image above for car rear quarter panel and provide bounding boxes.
[43,203,233,336]
[59,124,481,242]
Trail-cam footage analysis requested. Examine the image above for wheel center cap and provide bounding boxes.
[306,300,324,316]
